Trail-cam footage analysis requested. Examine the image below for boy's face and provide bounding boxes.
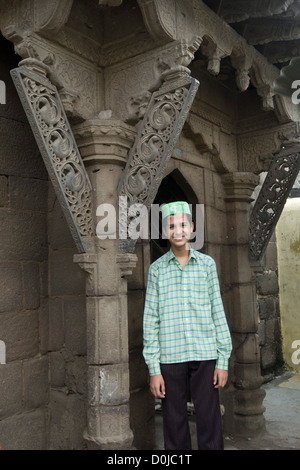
[163,213,194,249]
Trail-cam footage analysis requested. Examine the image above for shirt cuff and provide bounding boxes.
[216,356,229,370]
[148,363,161,376]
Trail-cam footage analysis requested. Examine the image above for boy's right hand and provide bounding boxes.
[150,374,166,398]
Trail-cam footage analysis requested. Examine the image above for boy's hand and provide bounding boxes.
[213,368,228,388]
[150,374,166,398]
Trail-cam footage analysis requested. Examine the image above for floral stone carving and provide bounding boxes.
[118,66,199,253]
[11,59,93,253]
[249,142,300,260]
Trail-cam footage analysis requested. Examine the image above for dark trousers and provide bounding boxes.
[160,360,224,450]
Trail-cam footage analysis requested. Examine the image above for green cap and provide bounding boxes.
[161,201,191,219]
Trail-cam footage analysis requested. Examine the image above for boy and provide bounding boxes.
[143,201,232,450]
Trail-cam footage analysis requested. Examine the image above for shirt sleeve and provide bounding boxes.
[143,265,161,376]
[207,259,232,370]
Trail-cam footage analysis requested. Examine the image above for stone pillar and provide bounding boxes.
[73,119,138,449]
[222,172,266,435]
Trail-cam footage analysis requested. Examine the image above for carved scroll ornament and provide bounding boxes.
[249,142,300,260]
[118,66,199,252]
[11,59,93,253]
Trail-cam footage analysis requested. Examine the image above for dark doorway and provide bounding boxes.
[150,169,200,262]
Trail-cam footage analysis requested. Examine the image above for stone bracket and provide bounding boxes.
[249,142,300,261]
[10,59,93,254]
[118,67,199,253]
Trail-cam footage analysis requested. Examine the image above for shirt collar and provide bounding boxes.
[166,247,197,263]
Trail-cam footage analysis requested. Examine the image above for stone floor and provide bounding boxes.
[155,371,300,451]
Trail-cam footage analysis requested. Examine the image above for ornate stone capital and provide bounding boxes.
[222,172,260,203]
[157,36,203,75]
[237,122,300,173]
[73,119,137,167]
[116,253,138,279]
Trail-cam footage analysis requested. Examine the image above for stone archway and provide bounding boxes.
[151,168,199,262]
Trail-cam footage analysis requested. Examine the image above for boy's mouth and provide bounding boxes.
[173,235,185,240]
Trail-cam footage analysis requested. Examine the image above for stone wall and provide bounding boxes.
[128,241,154,450]
[0,37,49,449]
[0,34,88,450]
[257,233,284,381]
[47,187,87,449]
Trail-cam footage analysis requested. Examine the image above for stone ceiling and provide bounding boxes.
[202,0,300,69]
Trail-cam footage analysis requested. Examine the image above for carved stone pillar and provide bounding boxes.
[222,172,266,435]
[73,119,138,449]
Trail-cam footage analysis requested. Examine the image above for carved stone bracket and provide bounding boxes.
[249,141,300,261]
[116,253,139,279]
[118,51,200,253]
[10,58,93,253]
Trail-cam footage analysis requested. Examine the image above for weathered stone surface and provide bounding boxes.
[259,297,276,320]
[49,249,86,296]
[233,333,260,364]
[230,284,258,333]
[65,355,87,396]
[256,271,279,296]
[130,387,155,450]
[48,297,64,352]
[0,362,23,418]
[9,176,48,212]
[0,175,8,207]
[0,262,23,312]
[129,348,149,393]
[234,363,264,391]
[128,289,145,349]
[39,298,49,355]
[64,298,87,356]
[49,351,66,388]
[49,390,87,450]
[86,295,129,364]
[0,209,47,261]
[86,403,133,449]
[23,262,40,310]
[261,344,277,370]
[0,118,47,179]
[88,364,130,406]
[0,311,39,361]
[258,320,266,345]
[23,356,49,410]
[0,409,48,450]
[48,194,76,250]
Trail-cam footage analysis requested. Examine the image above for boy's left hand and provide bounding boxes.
[213,368,228,388]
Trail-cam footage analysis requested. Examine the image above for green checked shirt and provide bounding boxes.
[143,248,232,376]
